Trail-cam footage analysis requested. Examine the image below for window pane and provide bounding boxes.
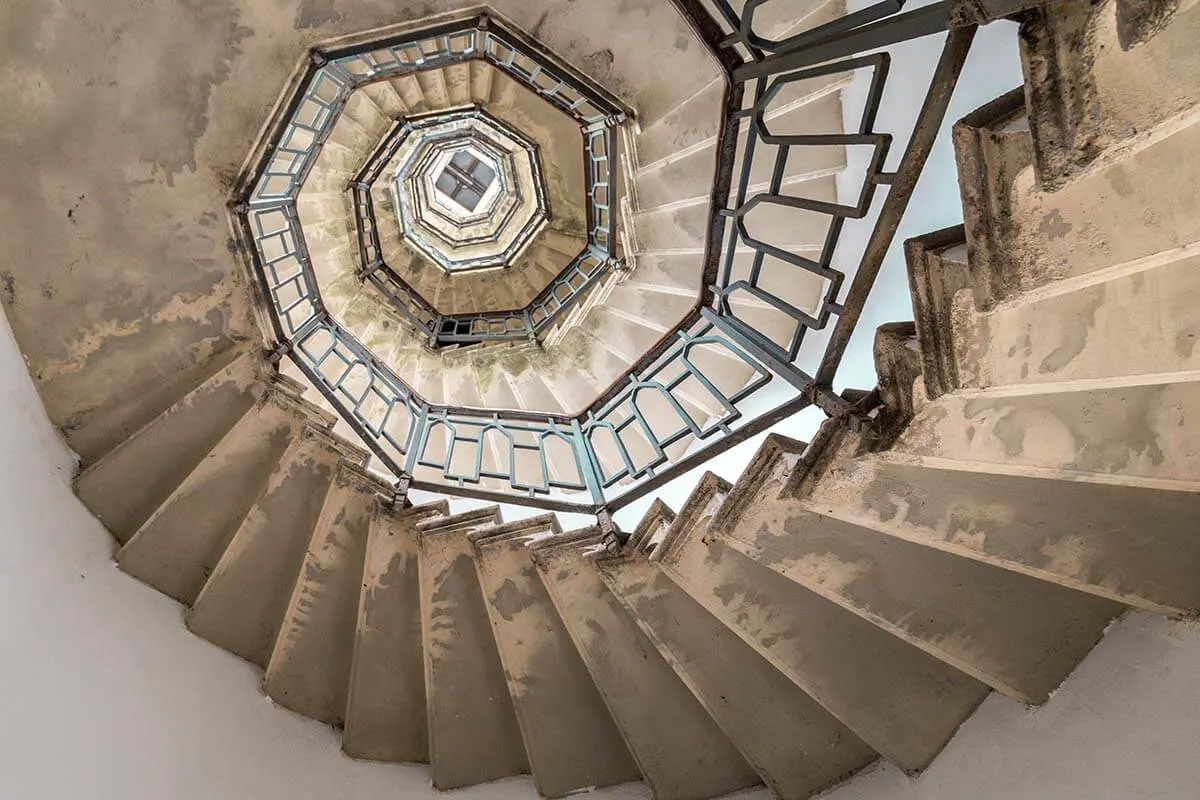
[457,188,482,211]
[435,171,458,196]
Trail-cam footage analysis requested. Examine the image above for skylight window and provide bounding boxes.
[435,149,497,212]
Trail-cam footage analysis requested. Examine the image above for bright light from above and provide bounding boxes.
[435,148,498,212]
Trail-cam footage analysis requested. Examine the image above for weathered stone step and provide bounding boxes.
[186,425,367,668]
[1020,0,1200,190]
[116,384,333,604]
[77,350,267,544]
[911,229,1200,392]
[636,92,846,209]
[471,516,640,798]
[263,461,389,724]
[600,506,878,799]
[414,67,452,112]
[533,530,761,800]
[633,182,835,254]
[416,507,529,790]
[955,79,1200,307]
[653,466,989,772]
[729,421,1123,703]
[342,499,447,763]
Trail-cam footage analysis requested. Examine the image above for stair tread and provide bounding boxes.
[535,534,761,800]
[343,501,448,763]
[116,388,314,605]
[600,534,878,799]
[77,350,264,544]
[472,517,641,797]
[186,426,361,668]
[263,462,387,725]
[417,508,530,790]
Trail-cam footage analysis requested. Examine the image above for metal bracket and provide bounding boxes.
[268,340,292,364]
[392,474,413,508]
[597,508,623,552]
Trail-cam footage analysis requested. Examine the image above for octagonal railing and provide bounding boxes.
[233,3,999,524]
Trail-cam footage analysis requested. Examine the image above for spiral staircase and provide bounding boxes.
[3,0,1199,798]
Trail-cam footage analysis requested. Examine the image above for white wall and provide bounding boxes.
[822,612,1200,800]
[0,306,676,800]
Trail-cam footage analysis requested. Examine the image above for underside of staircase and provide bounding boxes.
[2,0,1199,798]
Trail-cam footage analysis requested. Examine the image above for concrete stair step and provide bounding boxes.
[342,500,448,763]
[390,74,428,114]
[634,78,724,171]
[63,339,251,470]
[76,350,267,544]
[599,507,879,799]
[532,531,762,800]
[636,92,846,210]
[414,66,451,111]
[1019,0,1200,190]
[723,421,1123,704]
[908,223,1200,393]
[955,81,1200,307]
[633,0,846,170]
[116,384,333,605]
[723,0,845,43]
[264,461,390,724]
[356,79,408,119]
[471,516,641,798]
[416,507,530,790]
[469,58,493,105]
[442,62,471,106]
[653,468,990,772]
[633,183,835,254]
[185,425,367,668]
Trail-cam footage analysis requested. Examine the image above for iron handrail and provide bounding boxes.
[232,1,980,519]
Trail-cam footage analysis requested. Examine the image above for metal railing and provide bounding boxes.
[233,2,989,521]
[337,17,626,348]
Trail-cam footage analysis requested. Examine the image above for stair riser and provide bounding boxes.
[117,397,303,604]
[473,531,640,798]
[954,251,1200,389]
[417,520,529,790]
[601,553,877,800]
[343,503,445,764]
[77,352,264,544]
[810,454,1200,614]
[264,466,382,725]
[186,431,353,668]
[658,528,988,772]
[896,381,1200,486]
[537,545,759,800]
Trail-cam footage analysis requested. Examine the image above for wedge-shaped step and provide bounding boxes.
[814,451,1200,615]
[533,530,760,800]
[723,426,1123,703]
[1020,0,1200,188]
[636,91,846,209]
[957,78,1200,299]
[471,516,640,798]
[952,244,1200,388]
[893,379,1200,485]
[77,351,266,544]
[417,507,529,790]
[599,505,877,799]
[186,425,366,667]
[117,385,332,604]
[343,500,447,763]
[263,461,389,724]
[655,452,989,772]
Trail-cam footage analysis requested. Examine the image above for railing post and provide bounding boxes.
[596,508,623,552]
[571,418,607,509]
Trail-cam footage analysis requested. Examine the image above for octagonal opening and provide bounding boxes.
[436,148,498,213]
